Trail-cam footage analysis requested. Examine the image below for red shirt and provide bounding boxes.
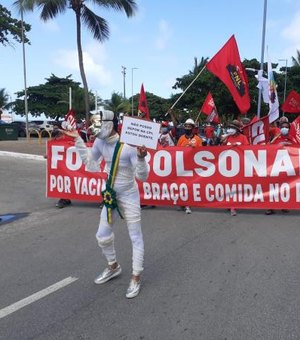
[269,126,280,140]
[117,123,123,134]
[224,133,249,145]
[271,134,298,145]
[205,126,215,138]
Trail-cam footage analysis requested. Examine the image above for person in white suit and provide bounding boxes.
[62,110,148,298]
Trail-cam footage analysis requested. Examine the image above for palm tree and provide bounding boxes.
[104,92,130,115]
[292,50,300,67]
[191,56,209,75]
[0,88,9,120]
[15,0,137,125]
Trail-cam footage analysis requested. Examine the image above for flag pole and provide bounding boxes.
[165,65,206,116]
[195,111,202,125]
[257,0,268,119]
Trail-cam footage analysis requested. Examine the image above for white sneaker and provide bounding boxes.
[94,264,122,284]
[126,279,141,299]
[185,206,192,214]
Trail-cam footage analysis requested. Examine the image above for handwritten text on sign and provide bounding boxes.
[120,116,160,149]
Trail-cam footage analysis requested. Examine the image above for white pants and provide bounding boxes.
[95,186,144,276]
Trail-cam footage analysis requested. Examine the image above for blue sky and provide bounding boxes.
[2,0,300,104]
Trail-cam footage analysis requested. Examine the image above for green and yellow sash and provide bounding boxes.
[101,141,124,224]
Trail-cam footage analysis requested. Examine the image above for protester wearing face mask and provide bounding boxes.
[158,121,175,147]
[61,110,149,299]
[222,120,249,146]
[222,120,249,216]
[177,118,203,147]
[270,121,298,145]
[177,118,202,214]
[265,119,298,215]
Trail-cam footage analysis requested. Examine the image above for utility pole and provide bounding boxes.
[121,66,126,99]
[257,0,268,119]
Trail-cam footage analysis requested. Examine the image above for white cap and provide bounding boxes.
[185,118,195,125]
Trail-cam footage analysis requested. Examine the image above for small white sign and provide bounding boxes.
[120,116,160,149]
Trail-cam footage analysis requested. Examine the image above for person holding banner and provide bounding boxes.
[177,118,203,214]
[270,120,298,145]
[61,110,149,299]
[221,120,249,147]
[265,119,298,216]
[46,123,73,209]
[222,120,249,216]
[204,123,215,146]
[177,118,203,148]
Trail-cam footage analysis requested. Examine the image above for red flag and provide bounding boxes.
[250,115,258,124]
[61,109,76,130]
[281,90,300,113]
[290,115,300,143]
[200,92,220,123]
[206,35,250,114]
[138,84,150,120]
[242,115,270,145]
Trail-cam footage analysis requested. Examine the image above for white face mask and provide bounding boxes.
[97,121,114,139]
[280,127,289,136]
[227,128,237,135]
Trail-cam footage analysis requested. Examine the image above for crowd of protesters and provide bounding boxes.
[46,108,299,301]
[50,110,299,298]
[55,110,299,215]
[156,113,300,216]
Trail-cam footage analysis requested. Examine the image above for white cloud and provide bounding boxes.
[281,9,300,58]
[155,19,172,50]
[52,42,112,88]
[281,9,300,43]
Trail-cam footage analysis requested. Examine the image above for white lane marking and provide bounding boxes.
[0,276,78,319]
[0,151,45,161]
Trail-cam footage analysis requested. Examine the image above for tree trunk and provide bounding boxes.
[75,11,90,125]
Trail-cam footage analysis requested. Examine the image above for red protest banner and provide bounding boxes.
[47,140,300,210]
[46,140,106,201]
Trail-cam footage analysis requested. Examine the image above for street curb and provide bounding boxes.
[0,151,45,161]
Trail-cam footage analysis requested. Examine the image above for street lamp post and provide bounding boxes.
[20,5,29,140]
[131,67,138,116]
[278,59,288,104]
[94,91,98,112]
[121,66,126,99]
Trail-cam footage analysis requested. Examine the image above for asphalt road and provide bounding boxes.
[1,151,300,339]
